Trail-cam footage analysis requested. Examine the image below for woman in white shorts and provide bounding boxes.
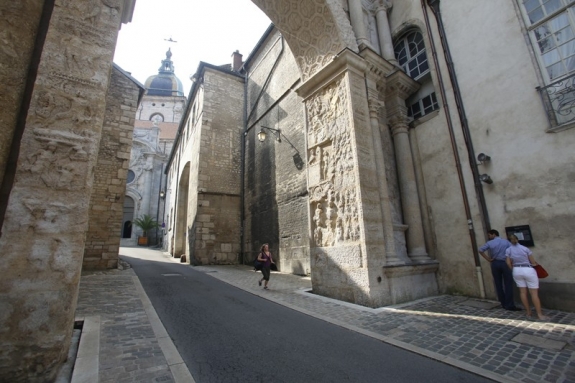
[505,234,548,320]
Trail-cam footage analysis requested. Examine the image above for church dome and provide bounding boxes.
[144,48,185,97]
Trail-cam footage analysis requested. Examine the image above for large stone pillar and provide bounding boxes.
[374,0,397,64]
[298,49,438,307]
[0,1,134,381]
[360,49,405,265]
[348,0,370,47]
[298,49,388,307]
[385,72,430,262]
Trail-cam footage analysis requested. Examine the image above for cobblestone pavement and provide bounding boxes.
[76,264,179,383]
[195,264,575,383]
[75,250,575,383]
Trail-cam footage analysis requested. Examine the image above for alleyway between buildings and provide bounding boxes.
[74,247,575,382]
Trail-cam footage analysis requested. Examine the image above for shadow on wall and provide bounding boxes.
[188,218,200,266]
[246,80,307,268]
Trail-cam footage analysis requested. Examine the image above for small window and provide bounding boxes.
[408,92,439,119]
[127,170,136,184]
[394,31,430,80]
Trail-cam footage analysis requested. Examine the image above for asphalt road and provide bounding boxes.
[124,252,492,383]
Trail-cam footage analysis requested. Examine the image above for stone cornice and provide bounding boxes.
[296,48,367,100]
[121,0,137,24]
[385,70,420,101]
[358,46,396,82]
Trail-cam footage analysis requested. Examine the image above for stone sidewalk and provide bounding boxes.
[74,260,194,383]
[74,249,575,382]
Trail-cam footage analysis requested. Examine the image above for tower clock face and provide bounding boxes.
[151,113,164,123]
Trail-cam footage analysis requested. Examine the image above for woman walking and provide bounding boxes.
[257,244,275,290]
[505,234,548,320]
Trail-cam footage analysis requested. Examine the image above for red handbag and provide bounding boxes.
[534,264,549,279]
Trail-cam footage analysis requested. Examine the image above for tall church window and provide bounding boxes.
[394,31,430,81]
[521,0,575,128]
[394,29,438,120]
[523,0,575,80]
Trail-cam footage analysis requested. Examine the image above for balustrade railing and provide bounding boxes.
[537,72,575,128]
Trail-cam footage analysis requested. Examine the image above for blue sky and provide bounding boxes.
[113,0,271,92]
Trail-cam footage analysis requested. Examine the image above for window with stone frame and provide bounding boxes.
[394,30,430,81]
[522,0,575,80]
[408,92,439,120]
[520,0,575,128]
[394,29,438,120]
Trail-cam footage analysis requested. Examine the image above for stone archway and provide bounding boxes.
[251,0,357,80]
[251,0,439,308]
[0,1,441,380]
[174,162,190,258]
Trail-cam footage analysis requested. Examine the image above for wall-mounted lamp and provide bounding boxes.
[477,153,491,163]
[160,190,166,199]
[479,174,493,184]
[258,126,303,170]
[258,126,281,142]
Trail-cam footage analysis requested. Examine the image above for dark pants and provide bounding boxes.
[261,266,271,281]
[491,260,515,309]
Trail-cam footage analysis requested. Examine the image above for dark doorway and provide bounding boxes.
[122,220,132,238]
[122,196,135,238]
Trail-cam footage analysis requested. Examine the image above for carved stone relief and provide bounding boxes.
[307,78,362,248]
[21,128,91,191]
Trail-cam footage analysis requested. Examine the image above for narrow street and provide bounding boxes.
[123,248,491,383]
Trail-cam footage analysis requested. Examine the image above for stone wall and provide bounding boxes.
[0,1,45,183]
[243,30,310,273]
[389,1,575,309]
[188,68,244,264]
[0,0,130,380]
[84,65,142,269]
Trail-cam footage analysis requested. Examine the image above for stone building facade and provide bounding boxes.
[0,1,136,381]
[84,64,144,269]
[121,49,185,246]
[165,58,244,264]
[242,28,310,274]
[165,0,575,311]
[1,0,575,380]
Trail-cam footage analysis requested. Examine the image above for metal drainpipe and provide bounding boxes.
[426,0,491,238]
[0,0,55,236]
[421,0,486,298]
[240,68,249,265]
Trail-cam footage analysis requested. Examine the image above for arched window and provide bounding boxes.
[150,113,164,123]
[127,170,136,184]
[394,30,430,81]
[394,29,438,120]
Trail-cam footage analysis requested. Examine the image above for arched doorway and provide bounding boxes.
[122,196,135,238]
[174,163,190,257]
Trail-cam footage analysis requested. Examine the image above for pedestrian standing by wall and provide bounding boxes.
[479,230,520,311]
[257,243,275,290]
[505,234,549,321]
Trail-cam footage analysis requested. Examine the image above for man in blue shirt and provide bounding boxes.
[479,229,520,311]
